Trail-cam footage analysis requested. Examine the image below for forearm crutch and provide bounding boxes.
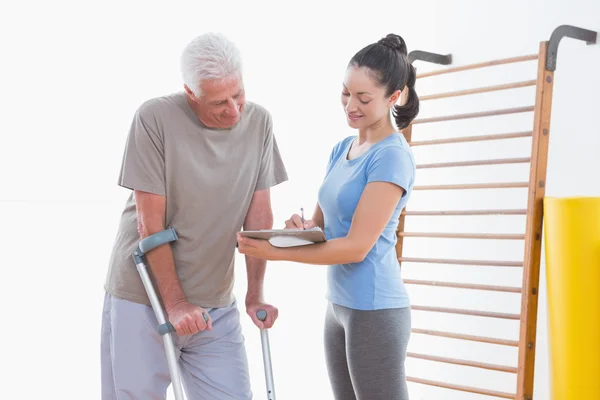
[134,228,276,400]
[132,228,206,400]
[256,309,276,400]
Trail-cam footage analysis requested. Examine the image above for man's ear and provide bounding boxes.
[183,85,199,103]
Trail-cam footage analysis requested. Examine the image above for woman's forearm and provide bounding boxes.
[274,236,366,265]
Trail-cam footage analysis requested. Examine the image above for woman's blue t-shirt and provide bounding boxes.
[318,132,415,311]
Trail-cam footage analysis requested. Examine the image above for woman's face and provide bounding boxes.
[341,66,400,130]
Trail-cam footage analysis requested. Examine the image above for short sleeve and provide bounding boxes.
[255,113,288,191]
[366,146,415,196]
[325,143,339,174]
[117,107,166,196]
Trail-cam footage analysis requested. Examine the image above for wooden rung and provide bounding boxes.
[399,257,523,267]
[409,131,532,146]
[407,376,516,399]
[411,305,521,320]
[402,209,527,216]
[416,53,538,79]
[417,157,531,169]
[404,279,522,293]
[420,79,537,101]
[411,328,519,347]
[414,182,529,190]
[399,232,525,240]
[407,352,518,373]
[412,106,534,125]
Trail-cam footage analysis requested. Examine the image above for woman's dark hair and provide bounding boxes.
[348,33,419,130]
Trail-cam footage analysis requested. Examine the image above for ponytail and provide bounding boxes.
[392,64,419,130]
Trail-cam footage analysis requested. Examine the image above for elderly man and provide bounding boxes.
[101,32,288,399]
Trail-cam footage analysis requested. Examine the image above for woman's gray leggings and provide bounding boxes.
[324,302,411,400]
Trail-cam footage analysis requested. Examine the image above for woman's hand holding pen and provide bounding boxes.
[284,214,317,230]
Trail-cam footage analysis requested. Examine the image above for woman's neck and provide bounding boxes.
[357,117,396,145]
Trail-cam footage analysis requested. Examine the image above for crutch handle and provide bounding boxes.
[158,322,177,335]
[158,312,210,335]
[256,309,268,322]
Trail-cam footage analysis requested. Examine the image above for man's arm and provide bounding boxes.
[243,188,273,302]
[243,188,278,328]
[135,190,186,309]
[135,190,211,334]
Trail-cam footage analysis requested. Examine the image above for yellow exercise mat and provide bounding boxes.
[544,197,600,400]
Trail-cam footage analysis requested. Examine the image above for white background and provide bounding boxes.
[1,0,599,399]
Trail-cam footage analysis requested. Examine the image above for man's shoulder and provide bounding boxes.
[244,100,270,116]
[136,92,186,120]
[243,101,273,124]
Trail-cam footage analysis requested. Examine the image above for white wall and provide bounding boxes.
[1,0,598,399]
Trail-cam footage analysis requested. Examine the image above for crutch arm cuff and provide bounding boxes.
[135,228,178,257]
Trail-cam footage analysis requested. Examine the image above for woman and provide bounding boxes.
[237,33,418,400]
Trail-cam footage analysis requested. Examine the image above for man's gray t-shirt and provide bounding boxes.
[104,92,288,308]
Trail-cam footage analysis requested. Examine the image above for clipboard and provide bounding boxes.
[239,227,326,247]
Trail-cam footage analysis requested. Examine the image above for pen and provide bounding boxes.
[300,207,305,230]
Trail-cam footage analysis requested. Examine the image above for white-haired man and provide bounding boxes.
[101,32,288,399]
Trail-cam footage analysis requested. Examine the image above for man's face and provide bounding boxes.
[188,76,246,129]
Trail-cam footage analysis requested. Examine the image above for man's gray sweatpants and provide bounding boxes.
[101,292,252,399]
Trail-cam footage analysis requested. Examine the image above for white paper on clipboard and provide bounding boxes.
[239,227,326,247]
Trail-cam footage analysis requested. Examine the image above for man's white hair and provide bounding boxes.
[180,32,242,98]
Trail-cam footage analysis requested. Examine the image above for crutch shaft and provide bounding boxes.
[135,260,185,400]
[260,330,276,400]
[257,310,276,400]
[132,229,186,400]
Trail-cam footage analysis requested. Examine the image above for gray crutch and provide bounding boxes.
[132,228,207,400]
[256,309,276,400]
[134,228,275,400]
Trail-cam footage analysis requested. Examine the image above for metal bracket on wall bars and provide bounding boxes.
[408,50,453,66]
[546,24,597,71]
